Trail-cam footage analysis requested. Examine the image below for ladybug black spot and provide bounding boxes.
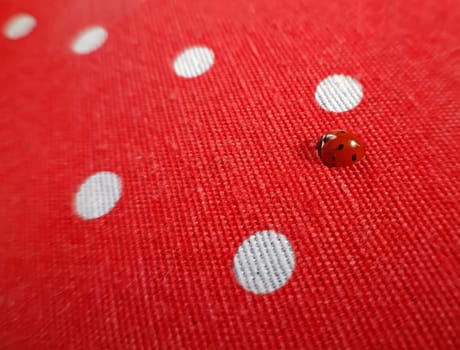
[338,144,344,150]
[352,154,357,162]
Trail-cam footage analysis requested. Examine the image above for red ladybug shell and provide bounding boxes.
[317,130,366,167]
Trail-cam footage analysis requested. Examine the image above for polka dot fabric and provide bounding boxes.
[1,0,459,349]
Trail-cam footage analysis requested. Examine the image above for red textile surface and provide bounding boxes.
[1,0,459,348]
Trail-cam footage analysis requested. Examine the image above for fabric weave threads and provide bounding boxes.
[1,0,459,348]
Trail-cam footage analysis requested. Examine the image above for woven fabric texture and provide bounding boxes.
[1,0,459,348]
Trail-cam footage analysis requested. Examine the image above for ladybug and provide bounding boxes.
[317,130,366,167]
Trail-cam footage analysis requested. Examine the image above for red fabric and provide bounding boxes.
[1,0,459,348]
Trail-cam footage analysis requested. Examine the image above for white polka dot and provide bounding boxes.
[74,172,122,219]
[3,14,36,40]
[233,230,295,294]
[173,46,215,78]
[71,26,108,55]
[315,74,363,113]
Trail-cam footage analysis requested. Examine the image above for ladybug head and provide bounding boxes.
[317,133,337,156]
